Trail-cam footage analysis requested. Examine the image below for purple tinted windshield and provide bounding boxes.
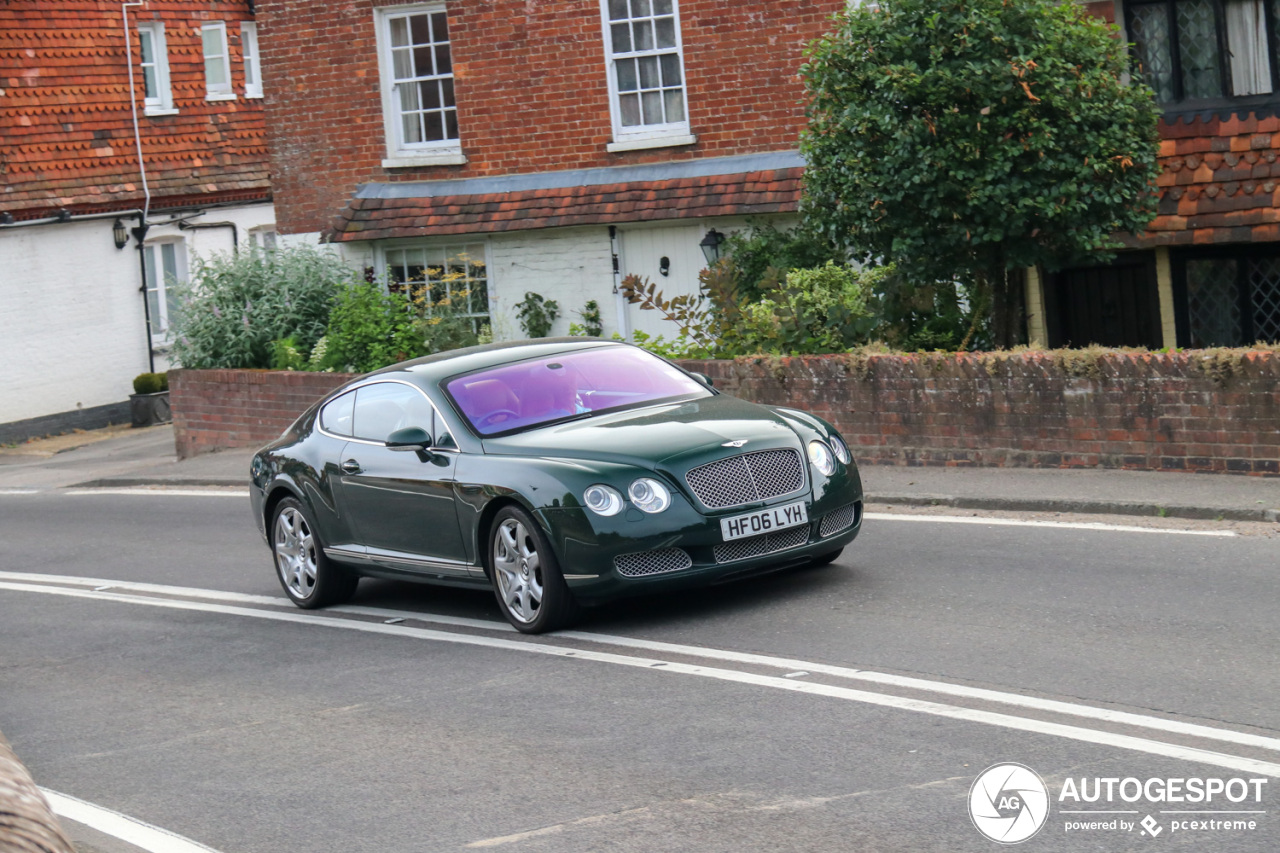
[446,346,710,436]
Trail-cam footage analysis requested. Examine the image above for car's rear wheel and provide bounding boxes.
[271,497,358,608]
[488,505,580,634]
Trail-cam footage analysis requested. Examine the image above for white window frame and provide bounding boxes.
[137,22,177,116]
[201,22,236,101]
[377,240,492,333]
[598,0,696,152]
[241,21,263,98]
[374,3,467,168]
[143,239,188,344]
[248,226,278,250]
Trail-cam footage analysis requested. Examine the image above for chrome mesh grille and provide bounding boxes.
[714,525,810,564]
[614,548,693,578]
[685,449,804,509]
[819,503,857,538]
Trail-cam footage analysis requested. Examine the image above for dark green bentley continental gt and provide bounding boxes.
[250,339,863,633]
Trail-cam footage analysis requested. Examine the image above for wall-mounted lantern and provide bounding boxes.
[699,228,725,266]
[112,218,129,250]
[659,256,670,277]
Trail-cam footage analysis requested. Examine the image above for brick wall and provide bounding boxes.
[170,369,356,458]
[678,351,1280,475]
[172,351,1279,474]
[257,0,842,234]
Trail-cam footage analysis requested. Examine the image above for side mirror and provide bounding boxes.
[691,372,714,388]
[385,426,432,451]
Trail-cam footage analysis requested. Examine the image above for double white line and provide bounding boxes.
[2,570,1278,780]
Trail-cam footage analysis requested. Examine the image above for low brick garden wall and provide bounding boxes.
[172,350,1279,474]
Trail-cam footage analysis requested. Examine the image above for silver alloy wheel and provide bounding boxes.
[274,506,318,599]
[493,518,543,623]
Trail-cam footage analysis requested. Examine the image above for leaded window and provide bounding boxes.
[1126,0,1280,105]
[1179,252,1280,346]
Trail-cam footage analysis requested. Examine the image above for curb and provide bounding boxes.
[868,494,1280,523]
[70,477,246,489]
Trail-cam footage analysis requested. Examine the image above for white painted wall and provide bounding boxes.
[0,202,276,425]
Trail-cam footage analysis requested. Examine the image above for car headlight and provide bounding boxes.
[583,484,624,516]
[829,434,851,465]
[628,478,671,514]
[808,440,835,476]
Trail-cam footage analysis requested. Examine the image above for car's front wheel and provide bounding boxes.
[271,497,358,608]
[488,505,580,634]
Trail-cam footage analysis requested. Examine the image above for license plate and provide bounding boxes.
[720,501,809,541]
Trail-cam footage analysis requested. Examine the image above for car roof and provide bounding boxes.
[366,337,624,387]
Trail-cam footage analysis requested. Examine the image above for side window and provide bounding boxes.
[353,383,434,442]
[320,391,356,436]
[600,0,692,151]
[241,22,263,98]
[202,22,234,100]
[142,239,187,342]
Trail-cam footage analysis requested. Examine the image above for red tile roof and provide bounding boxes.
[1,0,270,220]
[1125,112,1280,248]
[327,167,803,241]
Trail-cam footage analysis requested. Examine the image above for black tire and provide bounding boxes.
[807,547,844,568]
[487,505,580,634]
[270,497,358,609]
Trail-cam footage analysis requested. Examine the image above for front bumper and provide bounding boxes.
[543,482,863,604]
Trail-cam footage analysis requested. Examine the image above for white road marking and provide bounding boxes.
[4,579,1280,778]
[864,512,1238,537]
[41,788,224,853]
[0,488,39,494]
[5,571,1278,755]
[63,488,249,498]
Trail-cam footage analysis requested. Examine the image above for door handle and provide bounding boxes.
[341,459,362,474]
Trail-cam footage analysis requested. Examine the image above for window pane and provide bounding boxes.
[655,17,676,48]
[1177,0,1224,98]
[399,81,421,113]
[1186,259,1242,346]
[660,53,682,86]
[402,113,423,144]
[390,17,409,47]
[431,12,448,41]
[619,92,641,125]
[641,89,663,123]
[147,289,162,334]
[441,77,455,107]
[206,56,227,85]
[201,27,222,56]
[1248,255,1280,341]
[663,88,685,122]
[634,20,654,51]
[638,55,659,88]
[609,0,629,20]
[654,0,673,13]
[631,0,652,16]
[617,57,638,91]
[414,46,434,76]
[1225,0,1272,95]
[161,243,178,283]
[144,246,157,290]
[611,22,631,53]
[1130,5,1176,102]
[445,109,458,139]
[424,111,444,140]
[143,64,158,99]
[435,43,452,75]
[410,14,431,45]
[393,47,412,80]
[422,80,441,110]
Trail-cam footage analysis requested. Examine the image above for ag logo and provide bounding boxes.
[969,763,1050,844]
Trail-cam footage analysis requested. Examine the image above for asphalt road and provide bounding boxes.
[1,490,1278,852]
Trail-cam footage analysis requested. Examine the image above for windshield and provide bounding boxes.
[445,346,712,436]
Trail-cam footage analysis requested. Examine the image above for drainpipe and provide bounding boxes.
[133,217,155,373]
[609,225,631,341]
[122,0,154,373]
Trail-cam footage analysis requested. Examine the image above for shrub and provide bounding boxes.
[322,282,425,374]
[722,222,845,302]
[171,245,356,369]
[738,262,878,354]
[569,300,604,337]
[132,372,167,394]
[516,292,559,338]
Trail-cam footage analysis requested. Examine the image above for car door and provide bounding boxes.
[334,381,472,576]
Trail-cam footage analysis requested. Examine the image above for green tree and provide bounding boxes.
[800,0,1160,348]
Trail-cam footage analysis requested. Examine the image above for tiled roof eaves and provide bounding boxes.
[330,168,803,242]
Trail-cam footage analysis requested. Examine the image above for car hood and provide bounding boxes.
[481,395,807,471]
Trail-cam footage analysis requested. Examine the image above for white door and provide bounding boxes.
[617,224,710,342]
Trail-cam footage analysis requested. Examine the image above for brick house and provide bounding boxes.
[255,0,838,342]
[0,0,275,439]
[1030,0,1280,350]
